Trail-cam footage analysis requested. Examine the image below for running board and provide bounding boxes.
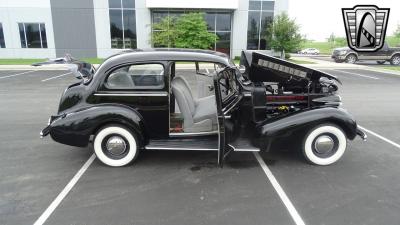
[228,138,260,152]
[145,136,218,151]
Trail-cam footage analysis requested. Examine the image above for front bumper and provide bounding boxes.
[331,55,346,60]
[356,127,367,141]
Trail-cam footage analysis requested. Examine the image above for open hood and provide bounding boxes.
[32,54,95,80]
[240,51,341,85]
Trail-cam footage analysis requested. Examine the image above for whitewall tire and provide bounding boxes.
[302,124,347,166]
[94,125,139,167]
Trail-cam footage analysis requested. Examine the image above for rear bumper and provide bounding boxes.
[356,127,367,141]
[39,114,64,138]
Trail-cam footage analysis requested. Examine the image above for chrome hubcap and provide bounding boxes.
[314,135,335,154]
[106,136,127,155]
[394,57,400,64]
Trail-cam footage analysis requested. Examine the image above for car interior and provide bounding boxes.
[106,64,165,89]
[169,61,223,134]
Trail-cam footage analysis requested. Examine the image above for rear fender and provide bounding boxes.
[257,107,358,142]
[49,104,146,147]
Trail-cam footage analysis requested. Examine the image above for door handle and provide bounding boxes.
[208,85,214,91]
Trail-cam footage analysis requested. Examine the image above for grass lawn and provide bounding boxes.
[378,66,400,72]
[288,59,316,64]
[302,41,335,55]
[0,58,104,65]
[303,36,400,55]
[0,58,47,65]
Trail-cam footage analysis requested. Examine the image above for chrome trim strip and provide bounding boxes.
[169,131,218,137]
[243,93,252,97]
[144,146,218,151]
[94,92,168,97]
[228,144,260,152]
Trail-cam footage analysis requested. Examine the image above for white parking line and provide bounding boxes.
[253,152,306,225]
[358,125,400,149]
[0,70,36,79]
[33,154,96,225]
[329,69,379,80]
[41,72,72,82]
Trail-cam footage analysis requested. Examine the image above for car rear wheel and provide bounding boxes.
[345,54,357,64]
[302,124,347,166]
[390,55,400,65]
[377,61,386,65]
[94,125,139,167]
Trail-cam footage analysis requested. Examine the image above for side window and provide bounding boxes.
[106,63,164,90]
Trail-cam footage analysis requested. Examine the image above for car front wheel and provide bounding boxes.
[390,55,400,65]
[302,124,347,166]
[94,125,139,167]
[345,54,357,64]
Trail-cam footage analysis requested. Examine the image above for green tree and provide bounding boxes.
[151,13,217,49]
[151,16,177,48]
[265,12,303,58]
[394,23,400,39]
[328,33,336,48]
[174,13,217,49]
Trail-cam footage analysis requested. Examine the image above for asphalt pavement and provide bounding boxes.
[0,67,400,225]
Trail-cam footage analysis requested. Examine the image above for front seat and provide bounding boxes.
[171,76,217,133]
[107,72,135,89]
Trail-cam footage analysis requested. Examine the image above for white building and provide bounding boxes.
[0,0,288,59]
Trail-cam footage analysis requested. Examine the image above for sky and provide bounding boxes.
[288,0,400,41]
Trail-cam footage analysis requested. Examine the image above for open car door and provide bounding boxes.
[214,67,241,166]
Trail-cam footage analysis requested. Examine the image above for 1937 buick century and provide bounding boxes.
[39,49,366,167]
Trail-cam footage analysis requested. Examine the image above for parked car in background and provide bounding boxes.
[38,49,365,167]
[299,48,320,55]
[332,42,400,65]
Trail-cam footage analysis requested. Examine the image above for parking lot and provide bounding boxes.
[1,66,400,225]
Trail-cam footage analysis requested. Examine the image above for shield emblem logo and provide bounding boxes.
[342,5,390,52]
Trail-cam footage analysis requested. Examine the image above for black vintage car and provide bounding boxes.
[40,49,366,167]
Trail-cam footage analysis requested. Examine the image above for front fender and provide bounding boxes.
[48,104,146,147]
[257,107,358,141]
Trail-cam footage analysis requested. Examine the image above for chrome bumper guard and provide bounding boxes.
[40,125,51,139]
[39,114,62,138]
[356,127,367,141]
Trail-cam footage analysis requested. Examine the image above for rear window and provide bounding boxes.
[105,63,164,90]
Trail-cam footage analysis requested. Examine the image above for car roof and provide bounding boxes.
[98,48,233,71]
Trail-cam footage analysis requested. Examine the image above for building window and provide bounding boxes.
[18,23,47,48]
[151,10,232,56]
[0,23,5,48]
[247,0,274,50]
[109,0,137,49]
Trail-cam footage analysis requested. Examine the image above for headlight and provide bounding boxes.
[339,50,347,55]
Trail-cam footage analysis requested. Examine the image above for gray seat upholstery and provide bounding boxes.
[107,72,135,89]
[171,76,217,132]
